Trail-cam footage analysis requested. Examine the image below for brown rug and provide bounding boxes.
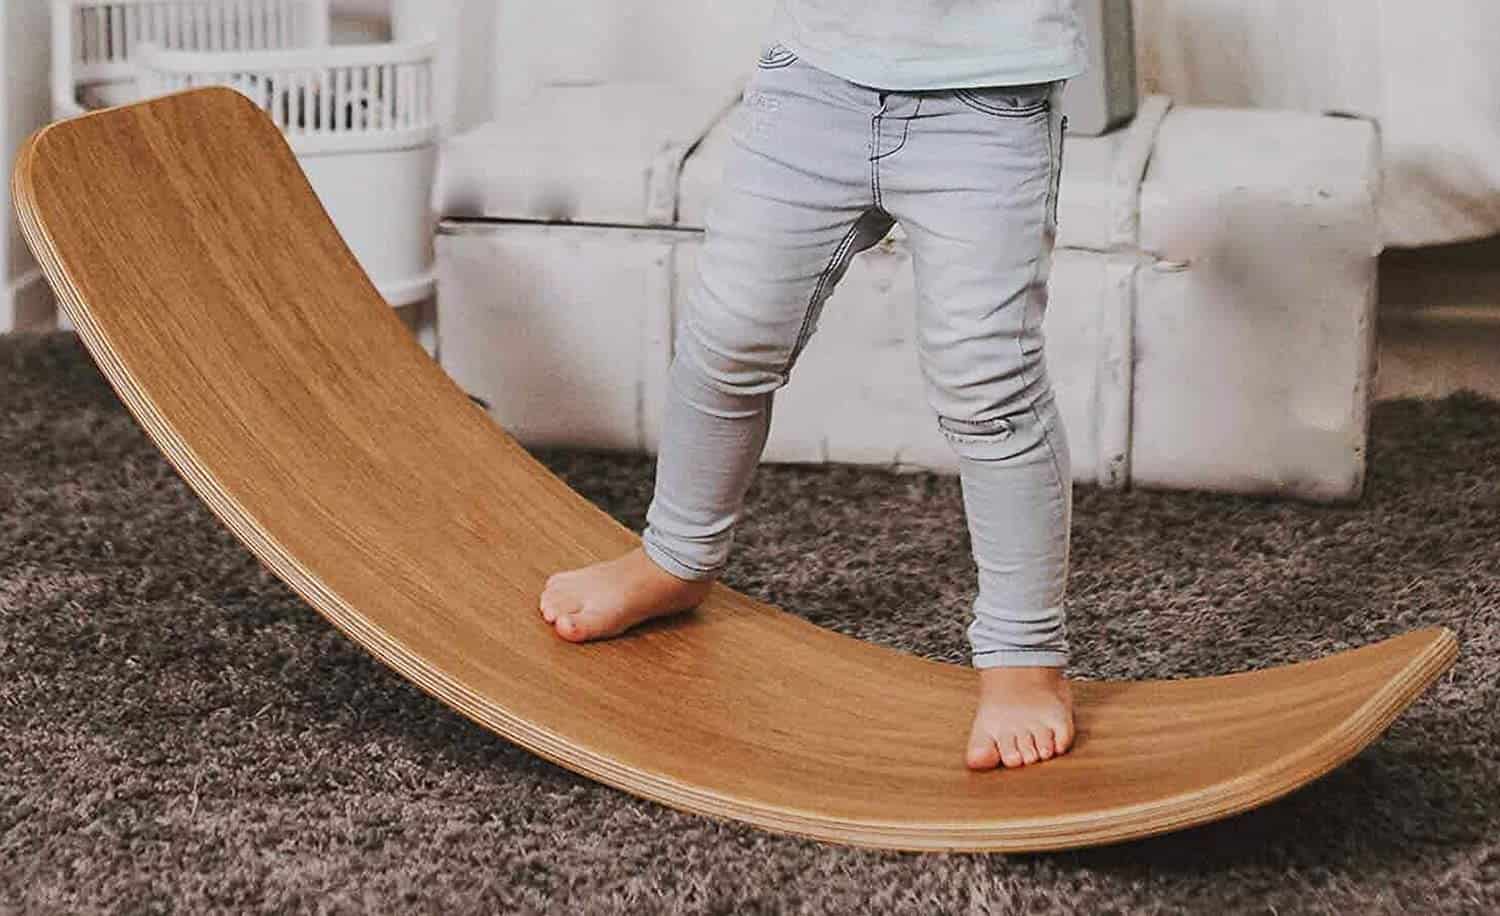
[2,331,1496,914]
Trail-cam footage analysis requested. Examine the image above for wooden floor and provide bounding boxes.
[12,88,1459,852]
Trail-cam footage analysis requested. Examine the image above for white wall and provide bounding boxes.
[1134,0,1500,247]
[393,0,774,139]
[330,0,391,43]
[392,0,498,138]
[2,0,55,331]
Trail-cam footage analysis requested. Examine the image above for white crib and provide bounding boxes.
[51,0,330,119]
[134,40,440,314]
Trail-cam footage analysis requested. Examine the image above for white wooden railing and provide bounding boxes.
[134,40,437,153]
[53,0,330,117]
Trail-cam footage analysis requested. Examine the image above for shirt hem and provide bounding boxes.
[777,38,1089,91]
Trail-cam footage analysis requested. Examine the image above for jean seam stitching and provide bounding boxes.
[1024,108,1069,521]
[1053,114,1067,226]
[871,96,919,162]
[782,218,863,377]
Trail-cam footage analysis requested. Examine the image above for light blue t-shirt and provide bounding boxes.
[769,0,1088,90]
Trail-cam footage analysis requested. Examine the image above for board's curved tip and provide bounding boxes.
[12,88,1460,852]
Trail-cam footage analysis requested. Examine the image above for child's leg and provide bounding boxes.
[539,47,893,639]
[878,81,1075,766]
[643,50,905,583]
[883,80,1073,668]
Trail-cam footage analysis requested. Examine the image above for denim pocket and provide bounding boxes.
[951,82,1053,118]
[757,42,799,70]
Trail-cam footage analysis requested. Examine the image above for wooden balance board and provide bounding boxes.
[13,88,1459,853]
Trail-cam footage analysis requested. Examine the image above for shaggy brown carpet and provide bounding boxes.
[1,332,1496,914]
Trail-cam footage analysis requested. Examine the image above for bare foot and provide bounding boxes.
[965,666,1075,770]
[539,546,714,642]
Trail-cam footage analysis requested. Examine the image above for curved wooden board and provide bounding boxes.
[12,88,1459,852]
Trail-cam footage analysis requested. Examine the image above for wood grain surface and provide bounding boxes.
[12,88,1460,852]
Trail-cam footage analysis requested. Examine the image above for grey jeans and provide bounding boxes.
[640,43,1073,669]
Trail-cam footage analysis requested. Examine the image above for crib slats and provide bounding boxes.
[368,65,381,129]
[394,63,406,129]
[321,68,336,133]
[383,64,395,130]
[336,64,350,133]
[93,6,107,62]
[419,63,431,126]
[107,5,121,60]
[237,0,251,50]
[287,71,299,133]
[69,1,330,63]
[300,71,312,134]
[249,0,263,49]
[359,65,370,131]
[109,3,439,143]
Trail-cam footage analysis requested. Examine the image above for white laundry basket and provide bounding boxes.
[51,0,330,119]
[134,40,440,309]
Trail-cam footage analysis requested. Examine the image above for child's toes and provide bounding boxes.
[538,585,578,624]
[1046,717,1075,755]
[1017,732,1041,765]
[1032,728,1055,759]
[965,731,1001,770]
[553,612,592,641]
[997,734,1025,768]
[556,605,631,643]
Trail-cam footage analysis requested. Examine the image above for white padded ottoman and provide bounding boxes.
[435,97,1380,502]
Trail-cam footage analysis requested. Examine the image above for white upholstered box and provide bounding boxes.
[434,93,1379,502]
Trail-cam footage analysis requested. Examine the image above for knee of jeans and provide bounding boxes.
[936,399,1056,462]
[675,322,787,397]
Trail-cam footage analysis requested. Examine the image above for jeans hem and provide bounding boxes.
[971,649,1068,669]
[640,535,722,583]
